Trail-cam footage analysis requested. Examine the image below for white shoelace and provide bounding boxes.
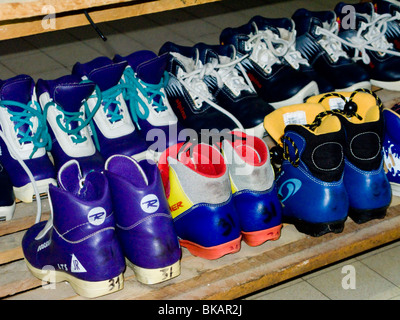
[244,22,309,71]
[315,21,349,62]
[316,12,400,64]
[176,49,249,130]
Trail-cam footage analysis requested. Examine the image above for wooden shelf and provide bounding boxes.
[2,197,400,300]
[0,0,222,41]
[1,0,398,302]
[1,87,400,300]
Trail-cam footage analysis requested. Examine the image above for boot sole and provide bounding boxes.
[349,206,388,224]
[241,224,282,247]
[127,259,181,285]
[24,258,124,298]
[283,216,347,237]
[179,235,242,260]
[14,178,57,203]
[0,202,15,221]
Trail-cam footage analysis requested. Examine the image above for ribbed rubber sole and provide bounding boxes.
[241,224,282,247]
[127,259,181,284]
[283,216,347,237]
[348,206,388,224]
[179,236,242,260]
[24,258,124,298]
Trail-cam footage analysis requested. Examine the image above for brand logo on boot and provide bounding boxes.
[71,254,87,273]
[141,194,159,213]
[278,178,302,202]
[88,207,106,226]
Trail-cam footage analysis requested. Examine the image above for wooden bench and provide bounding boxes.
[1,88,400,300]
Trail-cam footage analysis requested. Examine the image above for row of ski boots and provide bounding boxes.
[21,131,283,298]
[156,1,400,138]
[217,1,400,97]
[265,88,392,237]
[0,51,185,205]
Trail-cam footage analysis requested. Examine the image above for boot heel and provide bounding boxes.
[24,258,124,298]
[128,260,181,285]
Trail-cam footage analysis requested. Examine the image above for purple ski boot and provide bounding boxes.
[114,51,186,161]
[22,160,125,298]
[72,57,149,161]
[104,154,181,284]
[0,74,56,203]
[36,75,105,176]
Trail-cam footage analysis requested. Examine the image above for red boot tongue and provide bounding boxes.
[178,143,225,177]
[233,144,261,165]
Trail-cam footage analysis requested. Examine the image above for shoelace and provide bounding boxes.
[245,22,309,71]
[279,30,310,69]
[86,83,124,151]
[0,99,48,224]
[306,88,382,134]
[0,99,52,159]
[316,12,400,64]
[120,67,169,130]
[43,86,102,151]
[275,88,382,169]
[0,98,53,223]
[176,49,244,130]
[245,24,281,73]
[0,129,42,223]
[101,85,124,123]
[315,21,349,62]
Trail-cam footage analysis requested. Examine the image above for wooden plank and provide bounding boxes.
[0,231,24,264]
[0,199,50,237]
[0,0,141,21]
[0,0,222,40]
[6,199,400,300]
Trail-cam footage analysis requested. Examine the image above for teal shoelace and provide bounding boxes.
[42,83,102,151]
[0,99,51,159]
[120,67,169,130]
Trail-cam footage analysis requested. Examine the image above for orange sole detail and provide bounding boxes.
[179,235,242,260]
[241,224,282,247]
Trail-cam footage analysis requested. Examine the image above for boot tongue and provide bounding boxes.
[197,45,220,65]
[74,57,127,91]
[293,10,335,37]
[0,75,34,111]
[58,159,104,201]
[124,50,167,85]
[106,155,148,188]
[58,160,84,196]
[51,75,96,113]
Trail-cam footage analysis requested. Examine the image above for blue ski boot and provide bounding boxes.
[264,103,349,236]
